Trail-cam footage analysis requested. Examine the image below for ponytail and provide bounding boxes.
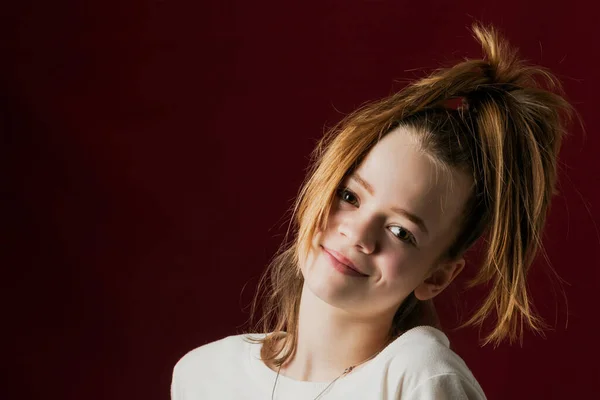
[457,25,574,346]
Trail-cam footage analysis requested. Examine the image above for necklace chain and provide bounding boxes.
[269,342,387,400]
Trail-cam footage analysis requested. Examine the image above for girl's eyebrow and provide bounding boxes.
[351,173,429,236]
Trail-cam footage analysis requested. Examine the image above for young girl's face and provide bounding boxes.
[301,126,473,321]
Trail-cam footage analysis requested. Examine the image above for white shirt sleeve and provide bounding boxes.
[403,373,487,400]
[170,361,182,400]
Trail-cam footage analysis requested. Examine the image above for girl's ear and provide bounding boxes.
[414,258,465,301]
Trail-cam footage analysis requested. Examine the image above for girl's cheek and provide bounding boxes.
[383,255,406,277]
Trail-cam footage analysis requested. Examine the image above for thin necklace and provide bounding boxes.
[270,341,389,400]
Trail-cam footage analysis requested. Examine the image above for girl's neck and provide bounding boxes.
[273,284,393,382]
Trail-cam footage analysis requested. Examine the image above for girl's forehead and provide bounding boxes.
[353,128,472,234]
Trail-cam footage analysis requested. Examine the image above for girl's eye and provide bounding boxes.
[336,186,416,246]
[389,226,415,245]
[337,187,359,207]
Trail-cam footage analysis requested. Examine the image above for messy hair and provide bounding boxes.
[246,23,575,366]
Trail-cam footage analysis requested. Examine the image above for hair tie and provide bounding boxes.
[442,96,476,113]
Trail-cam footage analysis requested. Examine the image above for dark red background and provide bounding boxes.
[3,1,599,399]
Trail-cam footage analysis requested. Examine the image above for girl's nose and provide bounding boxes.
[337,215,377,254]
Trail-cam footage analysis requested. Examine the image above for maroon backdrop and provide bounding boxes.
[3,1,599,399]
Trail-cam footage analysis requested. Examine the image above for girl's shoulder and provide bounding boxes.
[383,326,486,399]
[171,333,271,399]
[174,332,262,372]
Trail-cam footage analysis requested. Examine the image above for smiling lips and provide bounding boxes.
[322,246,369,277]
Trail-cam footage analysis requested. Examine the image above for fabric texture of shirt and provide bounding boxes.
[170,325,486,399]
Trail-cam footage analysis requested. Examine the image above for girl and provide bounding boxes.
[171,23,574,399]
